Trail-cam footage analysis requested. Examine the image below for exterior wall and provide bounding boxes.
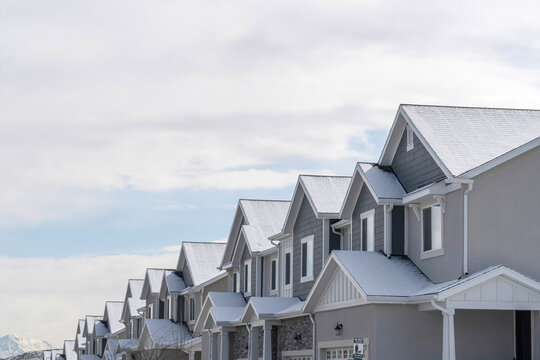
[202,276,229,304]
[406,189,463,283]
[467,145,540,281]
[351,186,384,252]
[232,326,249,360]
[277,316,313,360]
[240,244,256,297]
[391,122,446,192]
[263,252,278,297]
[293,197,323,300]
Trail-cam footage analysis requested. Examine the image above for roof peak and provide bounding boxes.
[401,103,540,112]
[239,198,290,202]
[299,174,350,178]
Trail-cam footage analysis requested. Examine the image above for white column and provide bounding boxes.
[189,351,195,360]
[221,330,229,360]
[250,327,260,360]
[441,309,456,360]
[263,324,272,360]
[212,332,219,360]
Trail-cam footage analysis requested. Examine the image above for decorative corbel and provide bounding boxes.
[409,204,421,221]
[434,195,446,213]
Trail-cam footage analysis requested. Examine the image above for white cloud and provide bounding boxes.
[0,247,180,347]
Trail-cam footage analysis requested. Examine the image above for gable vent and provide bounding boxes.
[406,125,414,151]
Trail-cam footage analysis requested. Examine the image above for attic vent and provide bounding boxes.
[406,125,414,151]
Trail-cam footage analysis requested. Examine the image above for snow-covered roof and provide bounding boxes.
[164,270,186,294]
[300,175,351,214]
[116,339,139,352]
[245,297,303,318]
[94,321,109,338]
[128,279,144,298]
[127,297,146,318]
[240,200,290,253]
[103,339,119,360]
[50,350,63,360]
[182,242,226,286]
[194,292,247,332]
[63,340,76,360]
[43,350,52,360]
[105,301,125,335]
[211,306,245,324]
[334,251,433,297]
[145,268,166,294]
[81,355,100,360]
[382,105,540,178]
[84,315,103,336]
[141,320,193,349]
[76,334,86,349]
[358,163,405,199]
[208,291,247,307]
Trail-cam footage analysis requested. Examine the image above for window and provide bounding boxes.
[406,125,414,151]
[191,297,196,321]
[421,204,443,258]
[159,299,165,319]
[325,348,354,360]
[271,258,277,292]
[285,251,292,287]
[147,304,153,319]
[301,235,314,282]
[233,271,240,293]
[244,259,252,295]
[360,209,375,251]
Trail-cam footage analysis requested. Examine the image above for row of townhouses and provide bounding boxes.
[48,105,540,360]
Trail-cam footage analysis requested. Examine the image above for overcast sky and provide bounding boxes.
[1,0,540,347]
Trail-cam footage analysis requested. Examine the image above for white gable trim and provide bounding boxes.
[314,267,365,312]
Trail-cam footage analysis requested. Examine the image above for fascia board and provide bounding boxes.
[378,106,405,165]
[282,181,305,234]
[220,202,244,268]
[338,164,363,218]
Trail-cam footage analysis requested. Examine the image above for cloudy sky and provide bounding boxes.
[1,0,540,347]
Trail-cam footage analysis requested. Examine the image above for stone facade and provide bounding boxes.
[276,316,313,360]
[232,326,249,360]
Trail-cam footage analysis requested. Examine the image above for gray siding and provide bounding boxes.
[351,186,384,252]
[240,244,256,297]
[293,197,323,300]
[391,124,446,192]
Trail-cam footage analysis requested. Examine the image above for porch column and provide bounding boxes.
[250,327,260,360]
[441,309,456,360]
[212,332,219,360]
[263,323,272,360]
[221,330,229,360]
[189,351,195,360]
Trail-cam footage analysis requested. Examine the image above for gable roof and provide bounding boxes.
[127,279,144,299]
[75,319,86,350]
[279,175,351,234]
[83,315,103,337]
[116,339,139,353]
[221,199,290,267]
[241,297,304,322]
[163,270,186,295]
[141,268,173,299]
[121,279,145,322]
[139,319,193,349]
[380,104,540,179]
[180,242,226,286]
[63,341,76,360]
[194,292,247,332]
[93,321,109,338]
[104,301,125,335]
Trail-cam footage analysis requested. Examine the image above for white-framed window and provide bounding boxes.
[270,258,278,293]
[360,209,375,251]
[244,259,252,295]
[406,125,414,151]
[232,271,240,293]
[421,203,444,259]
[284,250,292,288]
[167,296,173,320]
[147,304,153,319]
[189,297,195,322]
[301,235,314,282]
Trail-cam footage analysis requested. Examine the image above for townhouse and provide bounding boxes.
[62,103,540,360]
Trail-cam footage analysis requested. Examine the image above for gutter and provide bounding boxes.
[445,179,474,275]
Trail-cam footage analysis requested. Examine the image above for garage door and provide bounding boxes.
[325,347,354,360]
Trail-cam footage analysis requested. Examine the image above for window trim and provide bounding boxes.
[232,271,240,293]
[147,304,153,319]
[270,257,278,294]
[284,250,292,289]
[189,297,195,323]
[420,202,444,260]
[244,259,252,296]
[300,235,314,283]
[360,209,375,251]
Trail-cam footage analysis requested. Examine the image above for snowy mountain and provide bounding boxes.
[0,334,54,359]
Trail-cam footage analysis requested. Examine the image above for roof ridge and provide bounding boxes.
[401,103,540,112]
[239,198,290,202]
[299,174,351,178]
[182,241,226,244]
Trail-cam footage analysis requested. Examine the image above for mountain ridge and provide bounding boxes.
[0,334,54,359]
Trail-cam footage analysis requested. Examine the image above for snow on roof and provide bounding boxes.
[105,302,125,335]
[43,350,52,360]
[94,321,109,338]
[63,340,76,360]
[128,297,146,317]
[358,163,405,199]
[81,355,100,360]
[239,200,290,253]
[142,319,193,349]
[334,251,433,297]
[117,339,139,352]
[103,339,119,360]
[183,242,226,286]
[51,350,63,360]
[146,269,166,294]
[76,334,86,349]
[300,175,351,214]
[164,270,186,293]
[211,306,245,323]
[401,105,540,177]
[248,297,304,317]
[128,279,144,298]
[85,316,103,336]
[208,291,247,307]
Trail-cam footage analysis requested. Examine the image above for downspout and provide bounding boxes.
[445,179,474,275]
[330,225,342,249]
[309,313,317,360]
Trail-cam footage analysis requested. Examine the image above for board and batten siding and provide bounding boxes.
[391,123,446,192]
[240,244,256,297]
[351,185,384,252]
[293,197,323,300]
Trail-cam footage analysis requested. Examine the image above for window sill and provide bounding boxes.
[300,275,314,283]
[420,248,444,260]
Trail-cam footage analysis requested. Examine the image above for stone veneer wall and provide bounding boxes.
[232,326,249,360]
[276,316,313,359]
